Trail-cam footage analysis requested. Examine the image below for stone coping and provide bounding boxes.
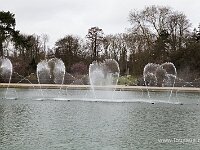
[0,83,200,93]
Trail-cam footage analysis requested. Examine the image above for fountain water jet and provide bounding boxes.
[0,57,15,99]
[37,58,65,84]
[0,57,13,82]
[36,58,66,99]
[0,55,197,104]
[143,62,177,102]
[89,59,120,99]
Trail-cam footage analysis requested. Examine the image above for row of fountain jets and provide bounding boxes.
[0,57,177,87]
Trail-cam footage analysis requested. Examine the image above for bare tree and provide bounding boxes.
[128,5,191,60]
[167,12,191,51]
[86,27,104,61]
[105,33,129,75]
[41,33,49,52]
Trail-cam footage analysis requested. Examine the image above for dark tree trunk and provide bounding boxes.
[0,41,3,57]
[94,36,97,61]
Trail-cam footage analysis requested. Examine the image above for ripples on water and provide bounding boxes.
[1,98,200,150]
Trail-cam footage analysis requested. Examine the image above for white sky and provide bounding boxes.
[1,0,200,47]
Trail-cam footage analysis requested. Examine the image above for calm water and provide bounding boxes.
[1,89,200,150]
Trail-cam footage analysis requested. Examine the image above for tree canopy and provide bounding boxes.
[0,11,16,56]
[1,6,200,83]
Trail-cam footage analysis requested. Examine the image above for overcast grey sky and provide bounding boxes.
[1,0,199,47]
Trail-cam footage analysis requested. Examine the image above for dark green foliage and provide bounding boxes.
[71,62,88,75]
[151,30,170,63]
[0,11,16,56]
[55,35,82,72]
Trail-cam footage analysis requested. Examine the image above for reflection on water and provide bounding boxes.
[1,99,200,150]
[1,88,200,104]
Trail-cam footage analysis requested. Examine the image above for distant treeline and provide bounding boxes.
[0,5,200,81]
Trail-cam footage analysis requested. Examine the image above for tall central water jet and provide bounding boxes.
[89,59,120,99]
[89,59,120,86]
[37,58,65,84]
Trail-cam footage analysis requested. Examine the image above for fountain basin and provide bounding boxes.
[1,83,200,92]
